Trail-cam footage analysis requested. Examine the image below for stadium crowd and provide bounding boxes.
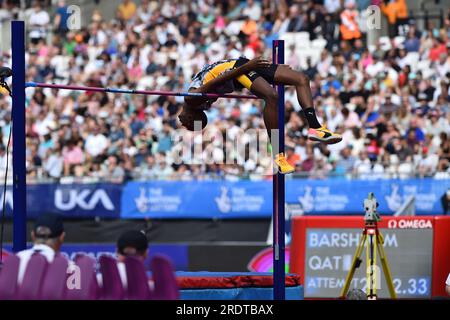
[0,0,449,182]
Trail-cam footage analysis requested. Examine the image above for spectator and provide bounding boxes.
[62,139,84,176]
[381,0,409,38]
[242,0,261,21]
[43,143,64,179]
[337,147,356,175]
[117,0,137,21]
[84,126,109,159]
[340,0,361,41]
[27,1,50,44]
[286,5,306,33]
[16,213,65,284]
[429,38,447,63]
[324,0,341,14]
[301,147,315,173]
[286,147,301,168]
[100,155,125,183]
[54,0,70,35]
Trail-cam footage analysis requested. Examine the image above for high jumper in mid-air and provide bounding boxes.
[178,56,342,174]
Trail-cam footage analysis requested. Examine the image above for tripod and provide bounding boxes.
[340,193,397,300]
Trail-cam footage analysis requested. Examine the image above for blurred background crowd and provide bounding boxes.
[0,0,449,183]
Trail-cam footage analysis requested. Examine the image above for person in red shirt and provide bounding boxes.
[429,38,447,62]
[286,147,301,168]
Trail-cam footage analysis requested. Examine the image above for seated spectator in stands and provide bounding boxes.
[286,4,306,32]
[336,147,356,175]
[310,158,331,180]
[353,150,371,178]
[62,139,84,176]
[300,146,315,173]
[140,154,157,179]
[43,143,64,179]
[84,125,110,160]
[100,155,125,183]
[380,95,399,115]
[429,38,447,63]
[414,93,431,117]
[116,0,137,21]
[16,213,65,284]
[286,147,301,168]
[404,25,420,53]
[342,107,361,128]
[303,57,318,80]
[242,0,261,21]
[417,148,439,177]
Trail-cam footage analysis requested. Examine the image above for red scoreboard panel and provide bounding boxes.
[290,216,450,298]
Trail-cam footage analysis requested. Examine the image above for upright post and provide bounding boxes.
[272,40,285,300]
[11,20,27,252]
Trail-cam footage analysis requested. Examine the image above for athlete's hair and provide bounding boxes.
[178,106,208,131]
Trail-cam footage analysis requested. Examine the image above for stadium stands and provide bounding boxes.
[0,0,447,182]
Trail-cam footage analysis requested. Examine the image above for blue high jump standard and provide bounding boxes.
[11,20,27,252]
[272,40,286,300]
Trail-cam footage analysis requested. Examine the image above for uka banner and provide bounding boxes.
[2,183,121,218]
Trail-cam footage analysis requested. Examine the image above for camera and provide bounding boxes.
[364,192,381,223]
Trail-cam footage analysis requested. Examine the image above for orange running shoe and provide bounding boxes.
[308,126,342,144]
[274,152,295,174]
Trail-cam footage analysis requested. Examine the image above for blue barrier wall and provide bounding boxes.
[2,179,448,218]
[3,183,121,218]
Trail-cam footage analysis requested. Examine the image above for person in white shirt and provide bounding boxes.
[242,0,261,21]
[16,213,65,284]
[85,126,110,158]
[27,1,50,42]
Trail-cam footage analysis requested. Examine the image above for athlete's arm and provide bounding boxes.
[185,57,271,108]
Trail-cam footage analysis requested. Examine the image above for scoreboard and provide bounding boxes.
[290,216,450,298]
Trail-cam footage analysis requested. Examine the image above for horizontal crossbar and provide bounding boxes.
[25,82,260,99]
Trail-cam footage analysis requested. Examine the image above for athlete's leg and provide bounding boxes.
[273,65,320,128]
[274,66,314,106]
[273,65,342,144]
[248,77,278,141]
[249,77,294,174]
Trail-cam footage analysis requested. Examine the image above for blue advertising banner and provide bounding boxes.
[1,179,447,219]
[2,183,121,218]
[121,179,449,218]
[121,180,273,219]
[287,178,449,215]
